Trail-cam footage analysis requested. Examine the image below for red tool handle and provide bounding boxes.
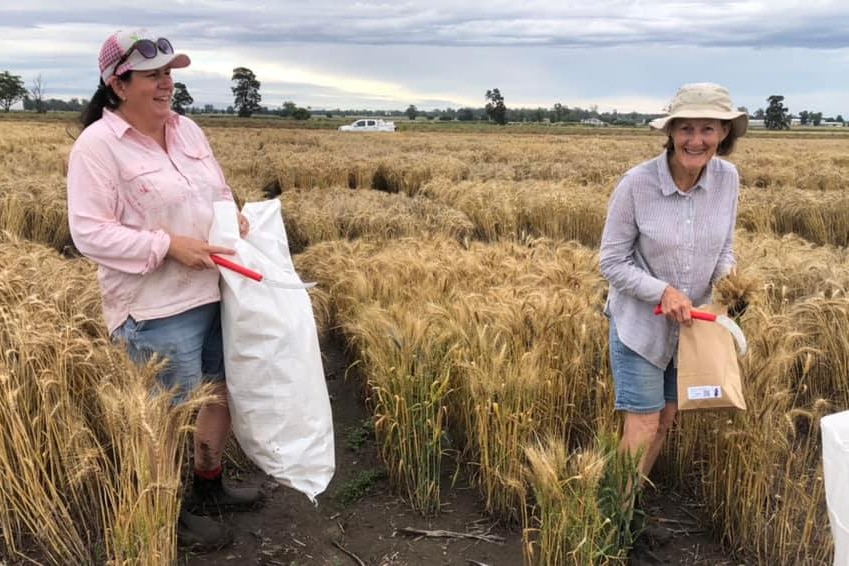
[653,305,716,321]
[211,255,263,282]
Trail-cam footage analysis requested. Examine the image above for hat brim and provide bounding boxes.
[125,52,191,73]
[105,52,191,82]
[650,111,749,138]
[132,53,192,71]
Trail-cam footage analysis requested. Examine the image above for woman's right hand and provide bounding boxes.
[166,234,234,270]
[659,286,693,325]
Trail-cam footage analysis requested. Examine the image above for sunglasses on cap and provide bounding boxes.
[113,37,174,75]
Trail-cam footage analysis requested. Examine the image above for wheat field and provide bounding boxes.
[1,116,847,564]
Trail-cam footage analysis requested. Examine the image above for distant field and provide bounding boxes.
[0,115,845,564]
[4,108,849,137]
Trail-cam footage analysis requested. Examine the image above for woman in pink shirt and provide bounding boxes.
[67,28,260,551]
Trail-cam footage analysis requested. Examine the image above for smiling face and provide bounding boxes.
[668,118,730,177]
[109,65,174,132]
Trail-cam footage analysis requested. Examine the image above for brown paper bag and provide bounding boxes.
[676,304,746,411]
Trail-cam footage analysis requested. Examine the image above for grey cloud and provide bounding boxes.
[4,2,849,50]
[2,2,848,115]
[185,74,458,110]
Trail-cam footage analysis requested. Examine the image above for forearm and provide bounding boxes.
[600,176,669,303]
[600,254,669,303]
[600,225,667,303]
[710,224,737,284]
[712,178,739,284]
[70,215,170,275]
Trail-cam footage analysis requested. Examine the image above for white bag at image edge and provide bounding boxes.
[209,199,334,502]
[822,410,849,565]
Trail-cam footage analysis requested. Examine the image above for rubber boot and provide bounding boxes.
[177,508,233,551]
[187,470,263,515]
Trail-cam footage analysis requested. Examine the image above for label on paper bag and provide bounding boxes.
[688,386,722,400]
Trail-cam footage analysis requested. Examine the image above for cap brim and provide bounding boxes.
[650,111,749,137]
[130,52,191,72]
[106,52,191,81]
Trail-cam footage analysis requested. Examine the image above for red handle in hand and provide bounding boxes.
[211,255,263,282]
[653,304,717,321]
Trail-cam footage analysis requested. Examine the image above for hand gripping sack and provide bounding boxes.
[209,199,334,502]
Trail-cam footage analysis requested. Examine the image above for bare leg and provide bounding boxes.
[619,403,678,512]
[188,381,261,514]
[178,382,235,550]
[633,402,678,478]
[619,402,678,553]
[193,382,231,472]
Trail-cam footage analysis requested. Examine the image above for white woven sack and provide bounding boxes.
[209,199,334,502]
[822,410,849,566]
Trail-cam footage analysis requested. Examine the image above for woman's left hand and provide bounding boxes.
[238,213,250,238]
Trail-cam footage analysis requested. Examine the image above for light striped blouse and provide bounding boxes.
[599,152,739,369]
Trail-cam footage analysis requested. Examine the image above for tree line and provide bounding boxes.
[0,69,844,129]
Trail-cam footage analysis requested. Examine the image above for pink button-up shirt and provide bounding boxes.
[67,110,233,334]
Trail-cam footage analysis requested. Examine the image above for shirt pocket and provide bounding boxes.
[180,147,225,199]
[119,161,187,214]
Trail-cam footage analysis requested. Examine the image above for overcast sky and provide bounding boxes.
[2,1,848,116]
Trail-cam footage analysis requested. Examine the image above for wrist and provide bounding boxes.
[165,233,176,258]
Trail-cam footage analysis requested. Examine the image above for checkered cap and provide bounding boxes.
[98,29,190,83]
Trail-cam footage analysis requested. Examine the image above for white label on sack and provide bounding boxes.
[688,386,723,400]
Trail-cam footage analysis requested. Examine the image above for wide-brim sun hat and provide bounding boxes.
[649,82,748,138]
[99,28,190,83]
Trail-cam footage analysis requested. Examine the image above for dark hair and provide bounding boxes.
[663,119,739,156]
[79,70,132,129]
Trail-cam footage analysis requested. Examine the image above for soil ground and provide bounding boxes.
[181,339,740,566]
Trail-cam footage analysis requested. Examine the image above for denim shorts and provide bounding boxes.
[111,302,225,403]
[609,318,677,413]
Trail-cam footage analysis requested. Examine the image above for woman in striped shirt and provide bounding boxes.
[599,82,748,548]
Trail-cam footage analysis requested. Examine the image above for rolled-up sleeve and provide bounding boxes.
[599,177,668,303]
[67,142,170,275]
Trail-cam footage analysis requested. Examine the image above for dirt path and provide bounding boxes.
[182,339,736,566]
